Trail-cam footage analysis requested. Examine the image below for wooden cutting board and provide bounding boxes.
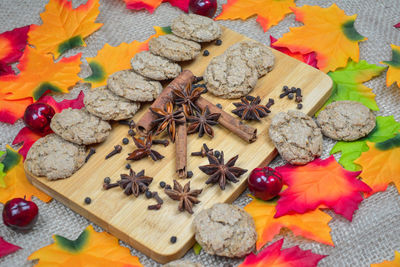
[25,26,332,264]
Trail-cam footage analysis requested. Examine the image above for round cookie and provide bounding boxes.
[317,101,376,141]
[25,134,86,180]
[171,14,222,42]
[84,86,140,121]
[204,51,258,98]
[193,203,257,258]
[163,260,204,267]
[269,110,323,165]
[226,40,275,77]
[149,34,201,61]
[131,51,181,81]
[107,70,163,101]
[50,108,111,145]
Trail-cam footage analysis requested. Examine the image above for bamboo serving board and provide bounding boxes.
[25,27,332,263]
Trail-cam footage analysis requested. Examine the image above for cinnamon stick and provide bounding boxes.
[196,97,257,143]
[176,114,187,178]
[137,70,195,134]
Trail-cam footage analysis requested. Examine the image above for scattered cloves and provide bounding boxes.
[266,98,274,109]
[191,143,214,157]
[295,88,303,103]
[147,191,164,210]
[105,145,122,159]
[152,139,170,147]
[193,76,203,84]
[85,148,96,163]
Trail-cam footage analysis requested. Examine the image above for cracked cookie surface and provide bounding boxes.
[84,86,140,121]
[317,101,376,141]
[149,34,201,61]
[131,51,181,80]
[25,134,86,180]
[193,203,257,258]
[50,108,111,145]
[171,14,222,42]
[107,69,163,101]
[269,110,323,165]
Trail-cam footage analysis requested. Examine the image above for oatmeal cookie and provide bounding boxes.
[131,51,181,80]
[269,110,323,165]
[149,34,201,61]
[25,134,86,180]
[171,14,222,42]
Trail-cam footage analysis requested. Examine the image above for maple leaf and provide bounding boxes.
[28,0,102,59]
[270,36,317,68]
[381,44,400,87]
[317,60,385,114]
[12,91,85,159]
[216,0,295,32]
[0,237,21,258]
[275,156,371,221]
[84,26,168,87]
[0,46,81,101]
[354,135,400,196]
[239,238,326,267]
[124,0,189,13]
[0,146,51,203]
[0,151,6,188]
[28,225,143,267]
[331,116,400,171]
[0,25,30,75]
[0,91,32,124]
[395,23,400,29]
[244,196,333,250]
[273,4,367,73]
[371,251,400,267]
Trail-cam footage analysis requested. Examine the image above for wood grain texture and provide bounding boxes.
[25,27,332,264]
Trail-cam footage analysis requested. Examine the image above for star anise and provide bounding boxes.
[127,135,164,161]
[172,82,204,116]
[104,168,153,197]
[150,101,185,142]
[199,151,247,190]
[231,95,271,121]
[187,106,221,138]
[164,180,202,214]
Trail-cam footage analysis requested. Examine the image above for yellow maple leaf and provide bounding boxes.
[371,251,400,267]
[28,0,102,59]
[28,225,143,267]
[216,0,295,32]
[244,196,333,250]
[0,146,51,203]
[274,4,367,73]
[354,135,400,196]
[0,46,82,101]
[381,44,400,87]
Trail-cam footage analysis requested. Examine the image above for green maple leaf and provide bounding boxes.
[318,60,385,115]
[0,151,5,188]
[331,116,400,171]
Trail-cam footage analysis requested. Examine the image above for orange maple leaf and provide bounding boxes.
[371,251,400,267]
[381,44,400,87]
[0,91,32,124]
[216,0,295,32]
[354,135,400,196]
[244,196,333,250]
[273,4,367,73]
[0,46,82,101]
[28,0,102,59]
[275,156,371,221]
[28,225,143,267]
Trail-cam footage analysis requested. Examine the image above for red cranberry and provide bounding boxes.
[23,103,55,135]
[189,0,217,18]
[248,167,283,201]
[2,197,39,231]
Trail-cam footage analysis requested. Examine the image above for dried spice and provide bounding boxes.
[105,145,122,159]
[232,96,271,121]
[150,101,185,142]
[187,106,221,138]
[103,168,153,197]
[199,152,247,190]
[126,135,164,161]
[164,180,202,214]
[147,191,164,210]
[191,143,214,158]
[85,148,96,163]
[172,82,204,116]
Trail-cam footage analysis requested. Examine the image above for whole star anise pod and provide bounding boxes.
[127,135,164,161]
[199,151,247,190]
[164,180,202,214]
[187,106,221,138]
[172,82,204,116]
[150,101,185,142]
[104,168,153,197]
[232,95,271,121]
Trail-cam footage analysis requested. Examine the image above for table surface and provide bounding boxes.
[1,0,400,266]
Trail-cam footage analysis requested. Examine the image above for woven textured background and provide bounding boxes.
[1,0,400,266]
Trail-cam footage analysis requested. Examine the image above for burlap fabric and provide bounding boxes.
[1,0,400,266]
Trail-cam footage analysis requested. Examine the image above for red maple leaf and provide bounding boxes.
[0,237,21,258]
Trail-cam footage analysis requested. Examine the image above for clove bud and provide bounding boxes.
[105,145,122,159]
[85,148,96,163]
